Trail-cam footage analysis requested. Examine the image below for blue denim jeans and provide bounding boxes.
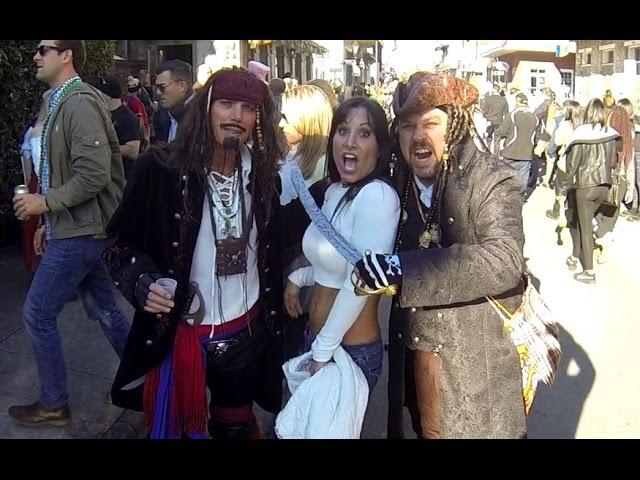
[303,327,383,393]
[23,236,131,408]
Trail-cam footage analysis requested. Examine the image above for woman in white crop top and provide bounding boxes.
[284,97,400,393]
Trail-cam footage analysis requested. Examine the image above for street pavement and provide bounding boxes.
[0,183,638,438]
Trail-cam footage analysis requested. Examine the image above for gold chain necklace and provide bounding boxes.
[412,178,438,249]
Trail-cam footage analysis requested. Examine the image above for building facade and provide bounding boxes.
[113,40,327,86]
[575,40,640,106]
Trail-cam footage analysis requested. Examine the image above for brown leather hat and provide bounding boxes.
[392,71,479,118]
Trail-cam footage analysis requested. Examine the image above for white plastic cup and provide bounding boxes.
[156,278,177,298]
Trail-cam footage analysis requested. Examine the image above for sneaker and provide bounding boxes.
[8,401,71,427]
[566,256,578,271]
[546,209,560,220]
[555,226,564,246]
[573,271,596,284]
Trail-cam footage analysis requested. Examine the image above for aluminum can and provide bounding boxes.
[14,184,29,196]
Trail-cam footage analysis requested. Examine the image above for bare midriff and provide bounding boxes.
[308,283,381,346]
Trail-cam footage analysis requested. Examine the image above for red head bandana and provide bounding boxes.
[207,69,265,108]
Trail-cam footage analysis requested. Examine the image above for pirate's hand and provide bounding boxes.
[355,253,402,291]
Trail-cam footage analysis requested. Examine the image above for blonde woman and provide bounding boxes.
[279,85,333,205]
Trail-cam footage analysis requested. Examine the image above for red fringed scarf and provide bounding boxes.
[143,302,261,437]
[144,323,209,436]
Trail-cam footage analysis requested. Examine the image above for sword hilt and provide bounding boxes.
[351,270,397,297]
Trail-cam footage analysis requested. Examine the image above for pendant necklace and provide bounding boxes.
[412,176,440,249]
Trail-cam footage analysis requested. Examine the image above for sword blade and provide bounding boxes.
[290,167,361,265]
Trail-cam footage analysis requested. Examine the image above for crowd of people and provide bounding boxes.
[10,39,628,439]
[476,83,638,284]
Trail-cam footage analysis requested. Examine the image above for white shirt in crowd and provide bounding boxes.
[188,144,260,334]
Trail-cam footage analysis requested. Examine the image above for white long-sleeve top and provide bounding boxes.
[292,180,400,362]
[279,147,326,205]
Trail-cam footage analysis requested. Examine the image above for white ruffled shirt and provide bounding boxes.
[188,144,260,332]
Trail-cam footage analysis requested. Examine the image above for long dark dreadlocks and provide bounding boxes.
[391,102,490,251]
[170,67,282,223]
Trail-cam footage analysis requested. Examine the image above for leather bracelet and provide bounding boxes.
[135,272,162,309]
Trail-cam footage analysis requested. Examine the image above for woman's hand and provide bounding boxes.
[33,225,46,255]
[283,279,303,318]
[309,359,328,376]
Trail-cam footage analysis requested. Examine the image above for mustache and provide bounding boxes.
[220,123,247,133]
[411,142,429,151]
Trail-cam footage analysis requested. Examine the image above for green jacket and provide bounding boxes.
[44,82,125,239]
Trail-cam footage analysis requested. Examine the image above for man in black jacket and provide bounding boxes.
[153,60,195,143]
[104,67,284,439]
[481,84,508,153]
[495,93,549,199]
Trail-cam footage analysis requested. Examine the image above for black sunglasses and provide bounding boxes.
[37,45,67,57]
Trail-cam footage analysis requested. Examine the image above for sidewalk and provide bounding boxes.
[0,245,144,438]
[1,184,638,438]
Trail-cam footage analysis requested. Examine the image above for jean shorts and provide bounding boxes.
[303,327,383,393]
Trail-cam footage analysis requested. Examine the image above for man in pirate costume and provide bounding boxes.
[104,67,285,439]
[355,72,527,438]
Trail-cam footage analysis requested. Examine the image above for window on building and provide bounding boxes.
[530,69,546,96]
[295,53,302,82]
[628,46,640,74]
[602,49,614,75]
[116,40,128,60]
[259,45,268,65]
[580,52,591,76]
[306,54,313,81]
[276,46,285,78]
[560,69,574,99]
[490,70,505,86]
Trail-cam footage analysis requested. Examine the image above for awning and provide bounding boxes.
[279,40,328,55]
[481,40,575,57]
[248,40,273,49]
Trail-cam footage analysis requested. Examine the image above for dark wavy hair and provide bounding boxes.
[326,96,393,219]
[170,67,281,221]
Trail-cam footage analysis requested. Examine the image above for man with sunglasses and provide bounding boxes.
[9,40,130,427]
[153,59,196,143]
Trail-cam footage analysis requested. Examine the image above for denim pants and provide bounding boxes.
[503,159,532,188]
[303,327,383,393]
[23,235,131,408]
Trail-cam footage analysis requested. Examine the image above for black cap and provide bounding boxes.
[93,75,122,99]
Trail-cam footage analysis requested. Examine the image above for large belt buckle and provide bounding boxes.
[206,338,240,357]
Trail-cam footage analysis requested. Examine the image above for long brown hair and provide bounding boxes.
[607,104,633,167]
[170,67,281,221]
